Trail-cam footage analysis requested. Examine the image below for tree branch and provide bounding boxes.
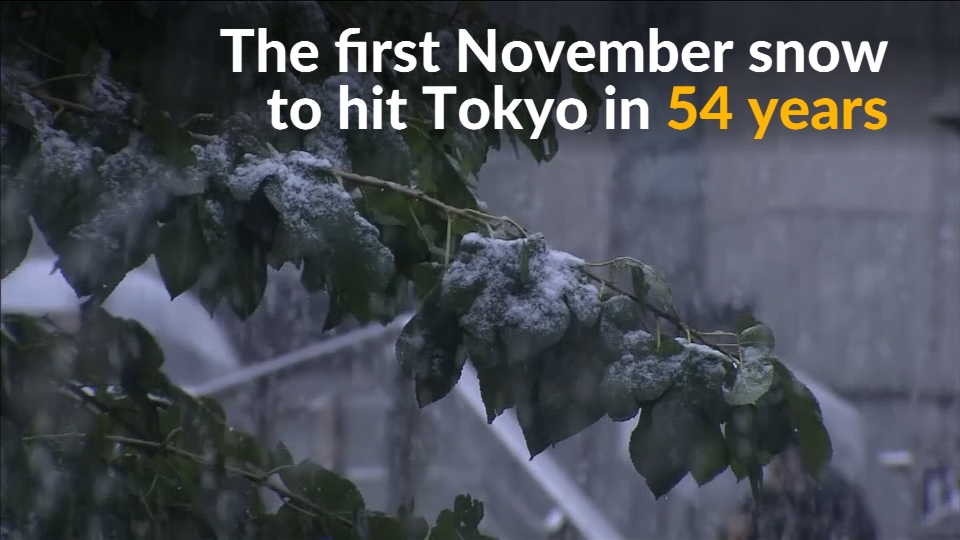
[326,166,736,362]
[21,430,350,526]
[16,83,736,363]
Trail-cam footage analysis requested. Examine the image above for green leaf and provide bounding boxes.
[689,424,730,486]
[771,360,833,477]
[724,405,762,485]
[410,262,444,300]
[273,441,295,469]
[726,355,775,406]
[739,323,775,357]
[654,336,685,358]
[474,360,515,424]
[513,327,605,457]
[628,398,689,498]
[404,125,480,212]
[734,312,759,333]
[752,389,794,462]
[396,297,466,408]
[140,103,199,168]
[192,191,270,320]
[630,263,676,316]
[0,182,32,278]
[278,460,365,528]
[514,327,607,457]
[346,126,414,185]
[156,196,209,299]
[431,495,494,540]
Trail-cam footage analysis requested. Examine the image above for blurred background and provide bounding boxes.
[3,1,958,539]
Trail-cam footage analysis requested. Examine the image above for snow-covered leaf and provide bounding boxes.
[441,234,598,367]
[727,354,775,406]
[771,359,833,478]
[227,149,395,320]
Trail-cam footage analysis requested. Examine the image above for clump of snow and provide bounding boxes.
[599,294,644,355]
[600,351,682,421]
[227,150,394,288]
[0,59,42,112]
[97,135,181,194]
[21,93,101,182]
[679,339,731,391]
[441,233,599,365]
[601,329,685,411]
[200,199,229,246]
[89,73,133,117]
[184,136,233,191]
[65,142,178,291]
[594,297,735,421]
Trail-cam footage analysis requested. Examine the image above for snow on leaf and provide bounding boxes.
[89,73,134,117]
[599,360,642,421]
[21,94,101,182]
[441,233,598,366]
[228,150,394,292]
[300,79,350,171]
[727,354,775,406]
[599,335,684,419]
[598,294,645,356]
[681,341,731,393]
[18,95,171,299]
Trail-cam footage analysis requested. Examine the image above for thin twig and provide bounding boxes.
[17,38,63,64]
[22,86,216,143]
[29,73,91,90]
[332,169,489,228]
[29,92,96,115]
[179,113,214,129]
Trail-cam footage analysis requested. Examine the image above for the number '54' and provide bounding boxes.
[668,86,732,130]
